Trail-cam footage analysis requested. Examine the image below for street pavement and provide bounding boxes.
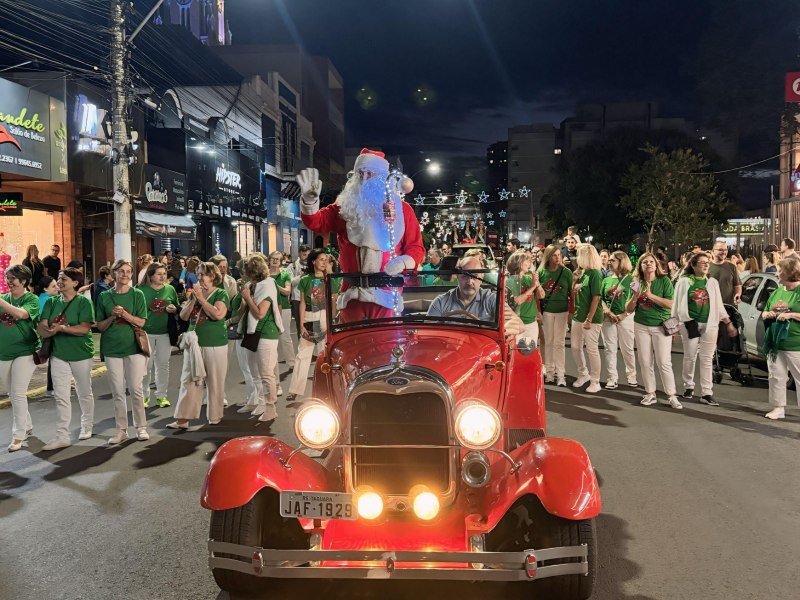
[0,344,799,600]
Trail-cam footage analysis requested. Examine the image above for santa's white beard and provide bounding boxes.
[335,175,404,254]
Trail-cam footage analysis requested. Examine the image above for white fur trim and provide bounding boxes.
[354,152,389,173]
[336,286,403,312]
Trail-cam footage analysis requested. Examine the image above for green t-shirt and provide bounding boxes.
[431,276,457,287]
[0,292,40,360]
[766,286,800,351]
[686,276,711,324]
[97,287,148,357]
[187,288,230,347]
[538,267,572,314]
[633,276,674,326]
[573,269,603,324]
[270,271,292,310]
[508,274,538,324]
[42,294,95,361]
[601,274,633,316]
[421,262,440,286]
[298,275,327,311]
[245,300,280,340]
[140,284,179,335]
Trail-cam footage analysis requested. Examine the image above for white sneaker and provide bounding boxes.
[765,407,785,420]
[251,405,266,417]
[586,382,601,393]
[544,373,555,384]
[42,438,71,451]
[640,393,657,406]
[605,380,618,390]
[8,439,24,452]
[666,396,683,410]
[108,430,128,445]
[237,404,257,414]
[627,379,638,387]
[556,377,567,387]
[277,386,284,396]
[136,427,150,441]
[223,398,228,407]
[78,429,93,440]
[572,374,590,388]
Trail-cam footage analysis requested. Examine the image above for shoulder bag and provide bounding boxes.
[35,296,78,364]
[540,267,566,313]
[241,285,267,352]
[111,291,150,357]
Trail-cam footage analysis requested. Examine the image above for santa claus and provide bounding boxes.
[297,148,425,323]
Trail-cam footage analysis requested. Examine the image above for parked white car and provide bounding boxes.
[738,272,779,360]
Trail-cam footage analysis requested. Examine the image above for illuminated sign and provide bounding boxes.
[215,164,241,190]
[133,164,187,214]
[0,192,23,216]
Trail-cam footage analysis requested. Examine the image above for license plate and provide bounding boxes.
[279,491,355,520]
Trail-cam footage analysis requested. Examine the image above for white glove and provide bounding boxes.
[296,168,322,204]
[384,255,416,275]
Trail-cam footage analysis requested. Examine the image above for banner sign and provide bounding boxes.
[786,72,800,103]
[135,218,195,239]
[133,164,187,213]
[721,221,767,236]
[0,77,68,181]
[0,192,23,216]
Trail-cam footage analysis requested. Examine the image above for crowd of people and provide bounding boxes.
[2,229,797,452]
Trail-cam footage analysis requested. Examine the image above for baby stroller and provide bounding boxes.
[713,304,755,386]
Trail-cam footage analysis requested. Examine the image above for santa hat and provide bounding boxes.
[353,148,389,174]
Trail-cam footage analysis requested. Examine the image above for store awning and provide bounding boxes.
[281,181,301,200]
[135,210,196,240]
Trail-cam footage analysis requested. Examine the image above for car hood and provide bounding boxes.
[327,328,504,403]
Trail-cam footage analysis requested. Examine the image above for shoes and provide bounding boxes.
[208,419,221,425]
[251,405,266,416]
[666,396,683,410]
[605,380,618,390]
[586,382,602,394]
[136,427,150,441]
[8,439,24,452]
[277,385,284,396]
[157,397,170,408]
[26,427,33,436]
[544,373,555,384]
[143,396,150,408]
[42,438,71,451]
[257,415,276,426]
[78,429,93,440]
[640,393,657,406]
[166,421,189,430]
[223,398,228,407]
[682,388,694,399]
[627,379,638,387]
[765,407,785,420]
[286,393,298,402]
[572,374,590,388]
[108,430,128,445]
[556,377,567,387]
[700,395,719,406]
[237,404,257,414]
[41,390,54,398]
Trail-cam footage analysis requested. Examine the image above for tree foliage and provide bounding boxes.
[620,144,730,251]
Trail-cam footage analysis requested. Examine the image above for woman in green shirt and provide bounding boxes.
[140,263,179,409]
[97,259,149,444]
[168,261,229,429]
[538,244,574,387]
[1,265,39,452]
[38,267,96,449]
[625,253,680,409]
[571,245,604,393]
[506,249,544,342]
[600,251,637,389]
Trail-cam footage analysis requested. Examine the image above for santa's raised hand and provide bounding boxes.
[297,168,322,205]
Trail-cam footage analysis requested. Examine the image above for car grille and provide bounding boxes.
[351,391,450,495]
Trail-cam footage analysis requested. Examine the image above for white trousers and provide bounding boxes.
[278,308,295,367]
[143,333,171,398]
[634,324,676,396]
[230,339,259,406]
[680,323,718,396]
[571,321,602,383]
[0,355,36,441]
[105,354,147,432]
[247,338,279,421]
[767,351,800,408]
[602,317,636,383]
[288,336,325,396]
[174,345,227,422]
[50,357,94,441]
[542,311,569,378]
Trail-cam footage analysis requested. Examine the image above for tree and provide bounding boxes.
[620,144,730,252]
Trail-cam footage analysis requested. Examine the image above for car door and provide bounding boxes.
[751,277,779,359]
[738,275,763,356]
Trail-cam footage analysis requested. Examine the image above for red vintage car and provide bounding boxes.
[202,268,601,599]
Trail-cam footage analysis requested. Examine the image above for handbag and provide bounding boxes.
[661,316,681,336]
[241,284,268,352]
[134,326,151,356]
[167,313,180,346]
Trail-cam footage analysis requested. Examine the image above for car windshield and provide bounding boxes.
[326,269,503,333]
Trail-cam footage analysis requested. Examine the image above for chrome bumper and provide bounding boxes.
[208,540,588,581]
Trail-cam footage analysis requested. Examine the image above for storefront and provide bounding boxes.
[717,218,771,256]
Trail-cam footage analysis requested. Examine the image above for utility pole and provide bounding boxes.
[110,0,132,261]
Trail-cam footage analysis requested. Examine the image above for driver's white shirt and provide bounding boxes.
[427,287,497,320]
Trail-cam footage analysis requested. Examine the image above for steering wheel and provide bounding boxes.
[443,309,481,320]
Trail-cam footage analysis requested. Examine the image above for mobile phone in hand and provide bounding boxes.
[630,279,641,293]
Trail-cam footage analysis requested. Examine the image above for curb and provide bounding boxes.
[0,364,107,410]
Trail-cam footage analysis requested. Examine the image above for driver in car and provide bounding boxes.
[427,255,524,337]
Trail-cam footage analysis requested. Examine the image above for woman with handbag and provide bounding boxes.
[167,262,229,429]
[230,280,261,414]
[240,254,282,425]
[287,249,331,401]
[537,244,574,387]
[570,245,605,393]
[601,251,638,389]
[625,253,681,409]
[96,259,149,444]
[672,252,737,406]
[38,267,96,449]
[140,263,179,409]
[1,265,40,452]
[506,249,544,342]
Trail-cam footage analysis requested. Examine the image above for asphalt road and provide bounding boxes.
[0,346,798,600]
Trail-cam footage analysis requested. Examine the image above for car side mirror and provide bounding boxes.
[513,336,537,355]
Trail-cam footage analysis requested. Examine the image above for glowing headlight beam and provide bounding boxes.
[455,403,501,450]
[294,403,340,450]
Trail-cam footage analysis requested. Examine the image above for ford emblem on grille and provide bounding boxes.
[386,377,409,386]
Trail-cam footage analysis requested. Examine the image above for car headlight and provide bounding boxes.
[295,402,340,449]
[454,401,501,450]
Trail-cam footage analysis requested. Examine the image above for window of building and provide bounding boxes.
[262,115,277,167]
[279,82,297,108]
[180,5,190,29]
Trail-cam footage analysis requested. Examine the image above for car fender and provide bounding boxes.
[201,437,339,511]
[482,437,601,528]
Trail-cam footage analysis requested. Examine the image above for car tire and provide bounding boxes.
[210,488,307,595]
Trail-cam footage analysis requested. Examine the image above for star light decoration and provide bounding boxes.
[498,189,510,201]
[455,190,468,206]
[436,193,446,204]
[499,210,507,218]
[518,186,531,198]
[477,191,489,203]
[486,212,493,219]
[488,220,494,225]
[415,194,425,206]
